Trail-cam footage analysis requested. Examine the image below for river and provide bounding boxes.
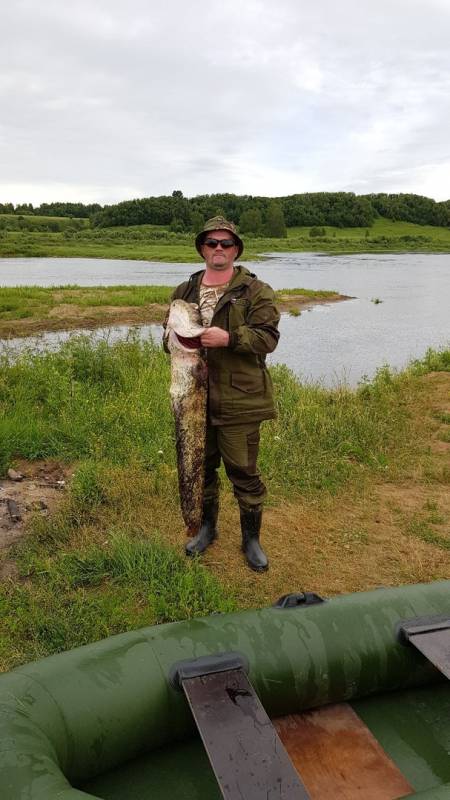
[0,253,449,386]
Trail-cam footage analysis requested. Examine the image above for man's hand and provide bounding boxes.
[200,327,230,348]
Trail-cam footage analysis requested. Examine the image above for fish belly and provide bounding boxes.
[170,352,208,534]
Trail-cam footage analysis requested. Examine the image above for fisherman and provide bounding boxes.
[165,216,280,572]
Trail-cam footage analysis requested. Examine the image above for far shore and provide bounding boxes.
[1,215,450,263]
[0,287,350,339]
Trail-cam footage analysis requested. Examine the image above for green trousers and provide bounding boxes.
[203,421,267,511]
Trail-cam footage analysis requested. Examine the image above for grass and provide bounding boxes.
[0,339,448,671]
[0,285,174,319]
[0,216,449,260]
[1,335,440,490]
[405,515,450,550]
[285,217,450,251]
[1,529,236,668]
[0,336,174,472]
[0,285,341,337]
[0,284,337,316]
[287,217,450,242]
[275,288,339,299]
[0,213,89,232]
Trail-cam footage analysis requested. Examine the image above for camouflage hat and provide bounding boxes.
[195,216,244,259]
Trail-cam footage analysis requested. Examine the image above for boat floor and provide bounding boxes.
[81,683,450,799]
[274,704,412,799]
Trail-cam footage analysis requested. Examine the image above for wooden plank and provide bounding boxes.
[274,704,413,800]
[182,668,310,800]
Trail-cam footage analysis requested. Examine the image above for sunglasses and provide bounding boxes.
[203,237,236,249]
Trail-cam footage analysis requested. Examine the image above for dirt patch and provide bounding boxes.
[47,304,148,320]
[0,460,71,551]
[0,304,168,337]
[194,485,450,609]
[47,304,82,318]
[276,293,352,313]
[0,560,19,581]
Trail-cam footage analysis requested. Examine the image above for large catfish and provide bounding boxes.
[166,299,208,535]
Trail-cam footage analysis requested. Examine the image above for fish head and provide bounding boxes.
[167,299,205,351]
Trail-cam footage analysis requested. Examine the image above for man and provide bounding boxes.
[165,216,280,572]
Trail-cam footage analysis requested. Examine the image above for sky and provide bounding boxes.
[1,0,450,206]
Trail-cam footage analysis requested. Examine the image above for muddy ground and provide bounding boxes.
[0,460,71,578]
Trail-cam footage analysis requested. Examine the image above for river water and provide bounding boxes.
[0,253,449,386]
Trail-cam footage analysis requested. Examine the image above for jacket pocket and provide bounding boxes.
[231,371,264,394]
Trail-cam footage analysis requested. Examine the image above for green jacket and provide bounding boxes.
[165,266,280,425]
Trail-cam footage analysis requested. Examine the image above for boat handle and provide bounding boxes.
[273,592,325,609]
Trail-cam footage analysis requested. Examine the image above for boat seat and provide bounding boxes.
[399,614,450,679]
[170,652,311,799]
[169,653,416,800]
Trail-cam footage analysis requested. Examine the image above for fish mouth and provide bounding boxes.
[174,334,203,350]
[167,300,205,350]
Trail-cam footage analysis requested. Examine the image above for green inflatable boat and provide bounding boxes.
[1,580,450,799]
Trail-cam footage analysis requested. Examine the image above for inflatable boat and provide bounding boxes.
[1,580,450,799]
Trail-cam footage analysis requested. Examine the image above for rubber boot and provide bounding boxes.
[240,508,268,572]
[185,498,218,557]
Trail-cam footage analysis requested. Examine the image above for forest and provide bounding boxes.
[0,191,448,233]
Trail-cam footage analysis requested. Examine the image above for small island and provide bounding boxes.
[0,285,350,339]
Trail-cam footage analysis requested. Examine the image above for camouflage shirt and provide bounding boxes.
[199,279,230,327]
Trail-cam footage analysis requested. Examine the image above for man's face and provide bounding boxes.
[201,229,238,272]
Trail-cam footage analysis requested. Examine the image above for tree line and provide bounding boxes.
[0,202,102,218]
[1,192,448,234]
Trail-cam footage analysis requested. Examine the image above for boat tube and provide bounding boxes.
[1,580,450,799]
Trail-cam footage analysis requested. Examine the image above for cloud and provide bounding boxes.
[1,0,449,203]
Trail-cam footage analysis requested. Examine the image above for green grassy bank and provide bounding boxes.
[1,217,449,261]
[0,336,449,670]
[0,285,338,323]
[0,285,342,337]
[0,285,174,321]
[4,335,443,490]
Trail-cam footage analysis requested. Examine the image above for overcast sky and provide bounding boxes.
[1,0,450,206]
